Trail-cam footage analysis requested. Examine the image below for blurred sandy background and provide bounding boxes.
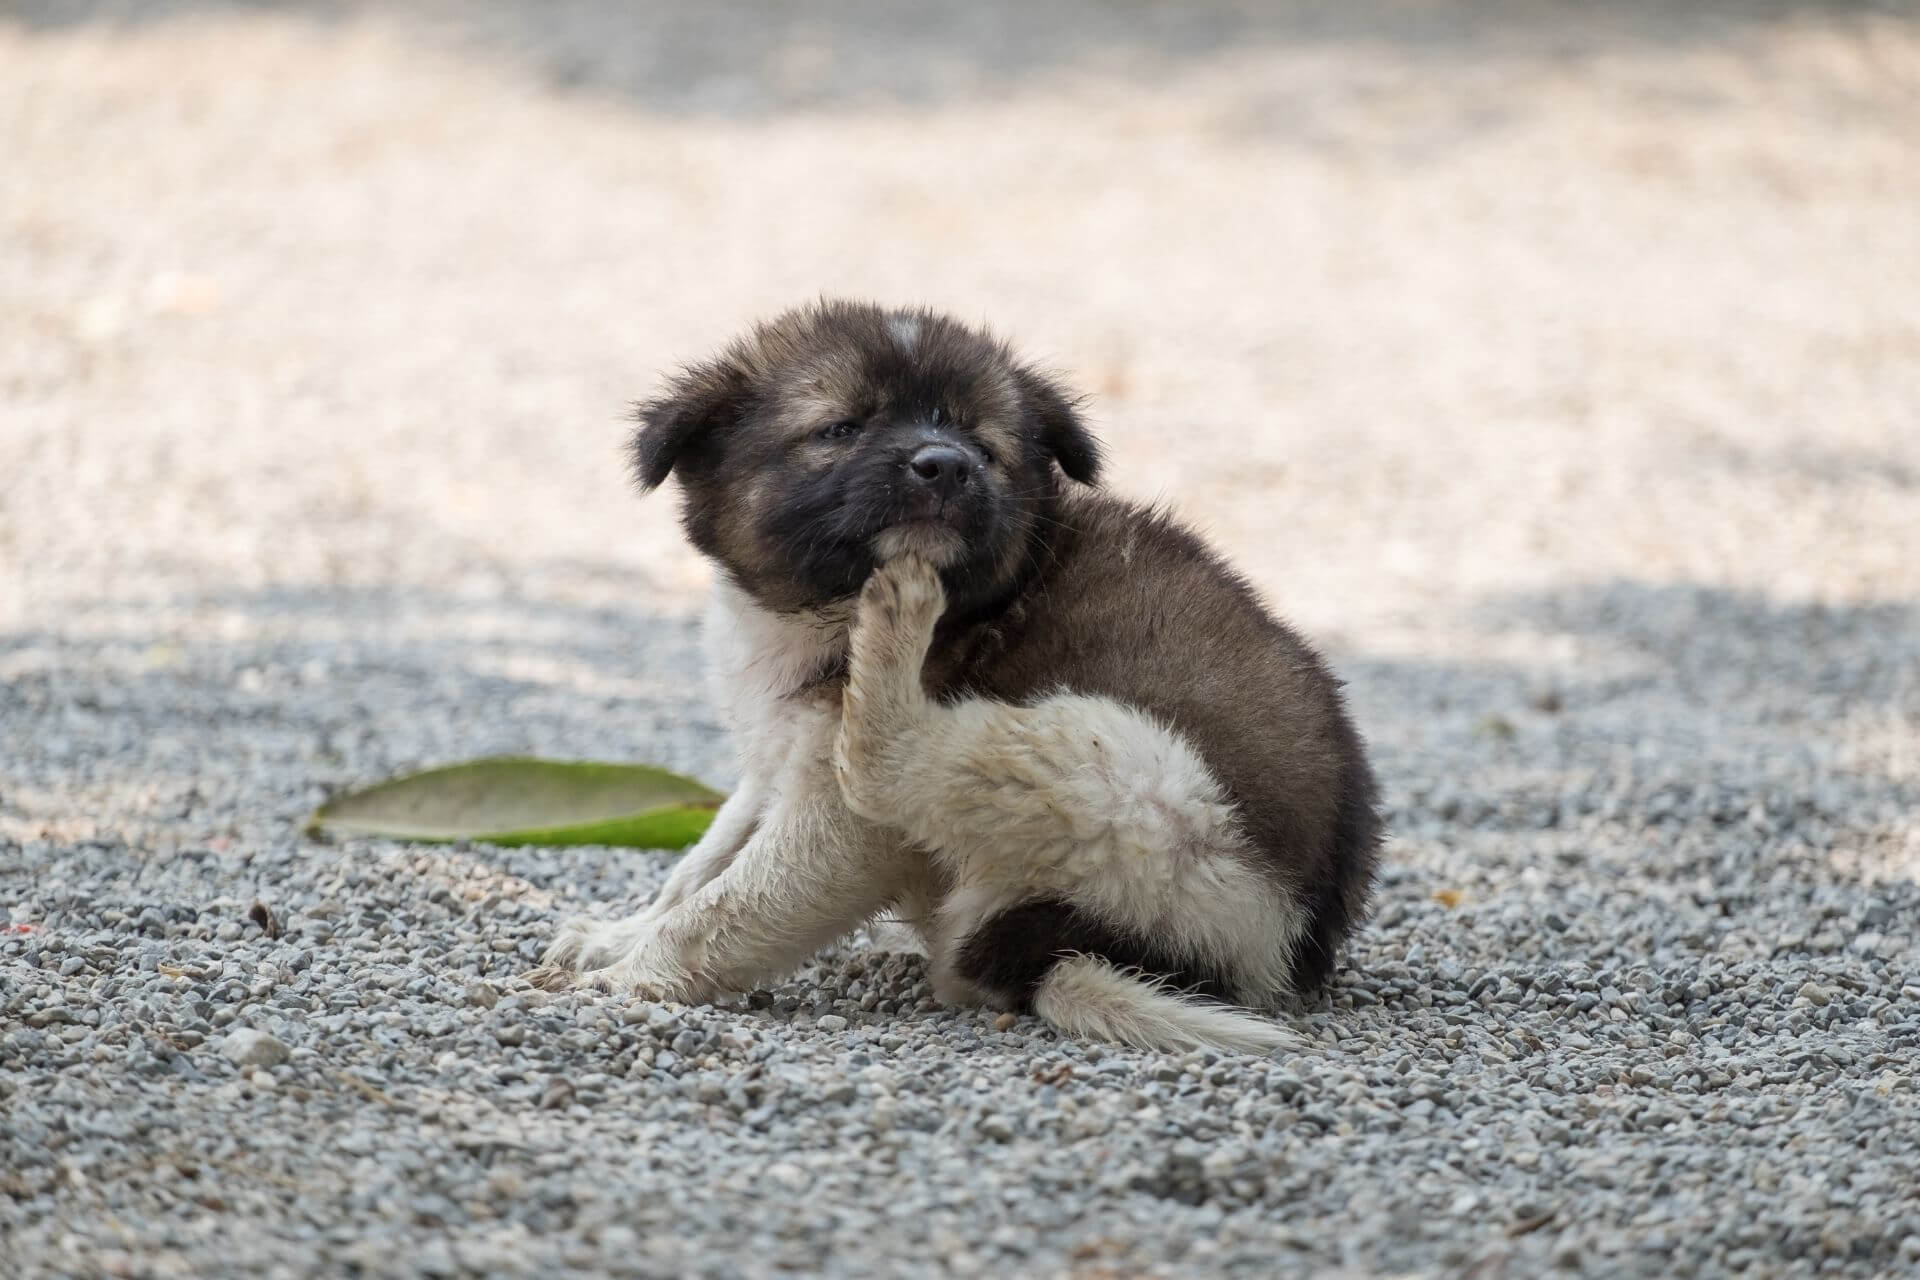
[3,1,1916,826]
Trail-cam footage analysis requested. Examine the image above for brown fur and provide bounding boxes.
[928,491,1379,986]
[632,299,1380,990]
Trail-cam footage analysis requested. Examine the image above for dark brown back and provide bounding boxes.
[934,490,1382,988]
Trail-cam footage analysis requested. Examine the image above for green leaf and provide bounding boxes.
[308,756,724,849]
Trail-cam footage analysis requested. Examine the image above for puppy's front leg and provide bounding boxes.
[541,705,911,1001]
[540,780,764,973]
[581,807,903,1001]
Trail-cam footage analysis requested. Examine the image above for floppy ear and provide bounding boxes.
[1014,365,1102,486]
[630,359,752,492]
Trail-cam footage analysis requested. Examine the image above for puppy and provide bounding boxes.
[537,301,1381,1052]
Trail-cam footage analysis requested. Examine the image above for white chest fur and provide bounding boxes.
[702,579,850,780]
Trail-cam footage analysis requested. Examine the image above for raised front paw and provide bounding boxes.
[857,553,946,639]
[841,554,943,825]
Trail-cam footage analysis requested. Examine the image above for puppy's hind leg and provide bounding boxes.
[835,555,1304,1053]
[836,555,1257,918]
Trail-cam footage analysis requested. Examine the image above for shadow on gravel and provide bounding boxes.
[1337,581,1919,991]
[4,571,1916,1021]
[1472,581,1920,703]
[0,580,725,819]
[6,574,1915,870]
[1463,581,1918,824]
[7,0,1908,120]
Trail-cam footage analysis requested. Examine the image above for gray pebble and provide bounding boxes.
[219,1028,291,1069]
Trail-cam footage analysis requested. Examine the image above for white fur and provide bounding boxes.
[872,523,966,568]
[704,577,847,727]
[886,315,922,350]
[539,558,1303,1054]
[1035,955,1296,1055]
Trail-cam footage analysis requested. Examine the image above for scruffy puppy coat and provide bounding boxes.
[538,301,1381,1052]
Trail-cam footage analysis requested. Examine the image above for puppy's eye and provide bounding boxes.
[819,419,863,441]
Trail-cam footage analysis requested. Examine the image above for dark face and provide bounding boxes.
[631,302,1101,614]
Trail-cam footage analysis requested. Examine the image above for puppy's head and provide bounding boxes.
[632,300,1101,613]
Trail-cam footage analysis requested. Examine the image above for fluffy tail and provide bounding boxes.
[1032,954,1296,1055]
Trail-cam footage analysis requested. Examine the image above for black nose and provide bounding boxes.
[907,444,975,496]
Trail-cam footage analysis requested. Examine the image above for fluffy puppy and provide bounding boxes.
[537,301,1381,1052]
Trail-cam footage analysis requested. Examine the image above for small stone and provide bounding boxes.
[817,1014,848,1033]
[335,1130,376,1157]
[415,1240,457,1278]
[763,1162,807,1191]
[597,1226,639,1256]
[1796,982,1830,1007]
[980,1115,1016,1142]
[220,1028,291,1069]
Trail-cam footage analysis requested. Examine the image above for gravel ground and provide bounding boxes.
[4,3,1919,1277]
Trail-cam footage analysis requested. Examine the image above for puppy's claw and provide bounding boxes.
[525,965,577,993]
[539,916,598,971]
[578,962,677,1003]
[539,936,583,971]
